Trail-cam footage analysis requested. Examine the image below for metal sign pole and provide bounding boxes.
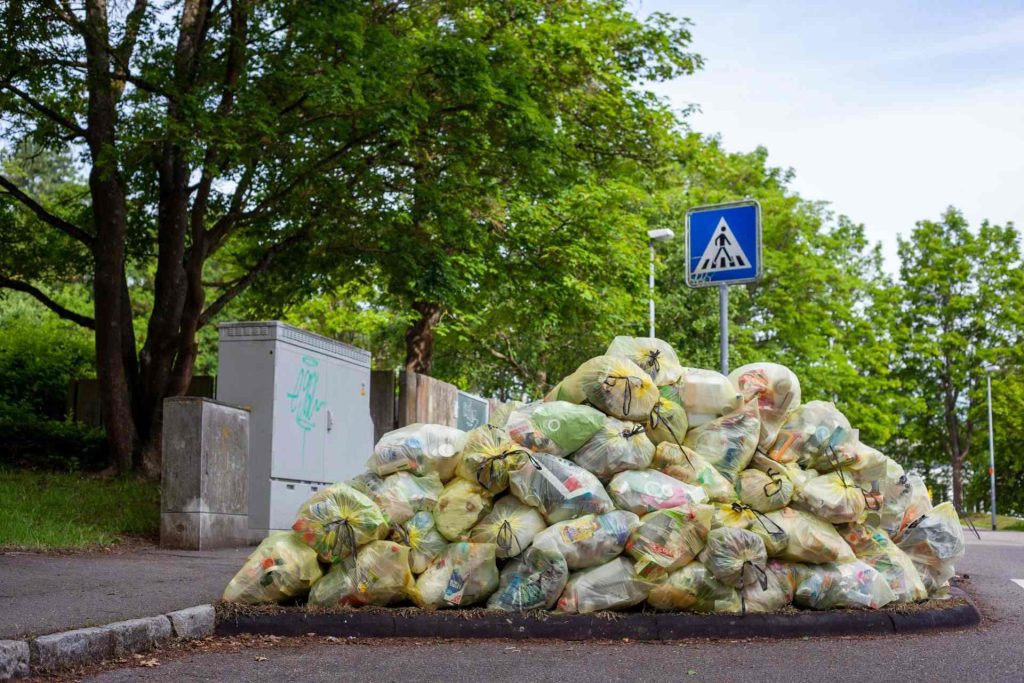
[987,372,997,531]
[719,284,728,375]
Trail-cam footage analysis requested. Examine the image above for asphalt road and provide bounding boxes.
[85,531,1024,683]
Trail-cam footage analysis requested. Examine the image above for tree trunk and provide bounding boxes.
[404,301,443,375]
[951,451,964,511]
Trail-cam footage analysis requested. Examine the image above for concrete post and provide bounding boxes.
[160,397,250,549]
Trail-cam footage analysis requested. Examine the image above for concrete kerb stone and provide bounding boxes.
[0,641,30,681]
[215,596,981,642]
[167,605,216,639]
[32,626,114,674]
[106,616,174,657]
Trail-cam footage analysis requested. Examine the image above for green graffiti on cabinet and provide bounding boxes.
[286,356,327,462]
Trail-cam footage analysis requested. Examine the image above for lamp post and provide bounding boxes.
[984,363,999,531]
[647,228,675,337]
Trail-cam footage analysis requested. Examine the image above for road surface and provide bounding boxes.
[85,531,1024,683]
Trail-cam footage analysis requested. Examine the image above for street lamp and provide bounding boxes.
[647,228,675,337]
[984,363,1000,531]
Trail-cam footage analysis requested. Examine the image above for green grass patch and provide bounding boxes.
[0,469,159,550]
[961,512,1024,531]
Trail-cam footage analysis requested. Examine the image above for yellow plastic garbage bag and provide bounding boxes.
[712,501,789,557]
[350,471,443,526]
[487,545,569,611]
[488,400,524,429]
[455,425,530,494]
[646,560,742,613]
[740,559,795,614]
[627,504,714,579]
[572,416,655,482]
[433,478,494,542]
[880,473,932,541]
[223,532,323,604]
[699,527,768,589]
[896,502,965,596]
[366,423,467,481]
[767,400,851,467]
[793,560,896,610]
[683,399,761,482]
[391,511,448,574]
[729,362,801,450]
[795,471,867,524]
[413,542,499,609]
[508,452,614,523]
[750,452,818,490]
[531,510,639,570]
[735,467,793,513]
[555,557,652,614]
[660,368,742,428]
[576,355,660,421]
[308,540,414,607]
[607,469,708,515]
[651,442,735,503]
[765,507,855,564]
[839,523,928,602]
[605,336,684,385]
[468,496,547,558]
[830,441,892,489]
[505,401,605,456]
[292,483,390,564]
[645,397,690,448]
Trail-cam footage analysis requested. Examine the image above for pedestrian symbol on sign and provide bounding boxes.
[694,218,752,275]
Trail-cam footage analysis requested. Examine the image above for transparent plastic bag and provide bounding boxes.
[767,400,851,467]
[367,423,467,481]
[880,473,932,541]
[487,545,569,611]
[572,416,655,481]
[468,496,547,558]
[627,504,714,579]
[712,502,789,557]
[645,397,690,448]
[455,425,529,494]
[433,478,494,542]
[292,483,390,563]
[699,527,767,589]
[508,452,614,523]
[505,401,605,456]
[555,557,652,614]
[839,523,928,602]
[308,540,414,607]
[740,559,795,614]
[896,502,965,596]
[661,368,742,428]
[683,400,761,482]
[531,510,639,570]
[646,560,742,613]
[651,442,735,503]
[729,362,801,450]
[488,400,524,429]
[576,355,660,421]
[766,507,855,564]
[793,560,896,610]
[605,336,684,386]
[223,532,323,604]
[795,471,867,524]
[391,511,447,574]
[413,542,499,609]
[735,467,793,513]
[350,471,443,526]
[607,469,708,515]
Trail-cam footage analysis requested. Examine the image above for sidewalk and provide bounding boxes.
[0,546,249,640]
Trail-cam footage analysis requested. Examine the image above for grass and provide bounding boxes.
[0,468,160,550]
[961,512,1024,532]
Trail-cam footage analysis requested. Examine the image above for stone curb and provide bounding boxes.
[0,605,215,680]
[216,590,980,642]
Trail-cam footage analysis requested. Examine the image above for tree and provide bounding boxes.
[894,209,1024,508]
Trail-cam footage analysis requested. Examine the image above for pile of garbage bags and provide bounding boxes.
[224,336,965,615]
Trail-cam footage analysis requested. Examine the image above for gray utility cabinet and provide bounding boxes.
[217,321,373,535]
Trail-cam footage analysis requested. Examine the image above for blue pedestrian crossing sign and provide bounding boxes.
[685,200,762,288]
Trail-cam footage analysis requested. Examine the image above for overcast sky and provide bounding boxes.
[638,0,1024,271]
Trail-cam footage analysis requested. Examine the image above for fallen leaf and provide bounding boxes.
[255,656,268,662]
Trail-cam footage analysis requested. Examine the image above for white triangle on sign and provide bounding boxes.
[693,217,752,275]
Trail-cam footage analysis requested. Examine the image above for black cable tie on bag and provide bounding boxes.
[732,502,786,540]
[394,522,411,546]
[325,518,359,568]
[648,403,692,466]
[762,468,784,499]
[475,447,530,489]
[645,349,661,374]
[604,373,642,417]
[739,560,769,616]
[956,506,982,540]
[621,423,646,439]
[495,519,522,556]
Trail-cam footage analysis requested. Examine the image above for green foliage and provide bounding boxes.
[0,470,158,549]
[965,370,1024,516]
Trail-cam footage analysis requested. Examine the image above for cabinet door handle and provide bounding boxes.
[326,409,334,432]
